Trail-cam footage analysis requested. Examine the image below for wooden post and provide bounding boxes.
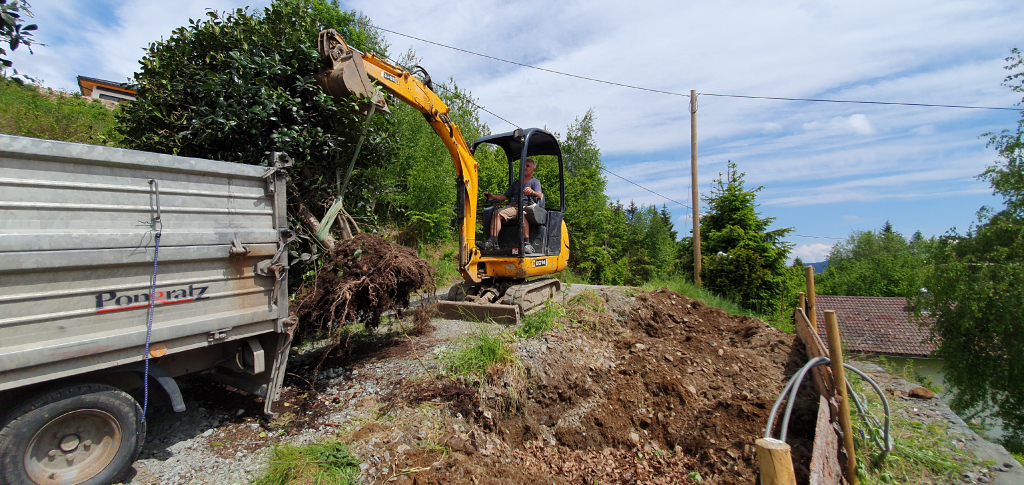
[804,266,817,328]
[798,292,806,314]
[755,438,797,485]
[825,310,858,485]
[690,90,702,286]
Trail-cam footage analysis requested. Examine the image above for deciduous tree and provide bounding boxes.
[921,48,1024,452]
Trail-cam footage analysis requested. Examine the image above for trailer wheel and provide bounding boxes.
[0,384,145,485]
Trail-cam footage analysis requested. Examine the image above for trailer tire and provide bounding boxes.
[0,383,145,485]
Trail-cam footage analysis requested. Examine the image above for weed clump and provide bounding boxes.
[253,441,360,485]
[441,327,519,379]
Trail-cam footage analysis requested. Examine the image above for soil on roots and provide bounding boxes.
[291,233,434,340]
[411,288,813,484]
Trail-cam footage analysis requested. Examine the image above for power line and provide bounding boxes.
[379,53,522,129]
[699,93,1019,111]
[600,167,690,210]
[396,52,692,211]
[791,234,844,240]
[367,23,1020,112]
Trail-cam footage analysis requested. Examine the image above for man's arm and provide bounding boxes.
[524,179,542,198]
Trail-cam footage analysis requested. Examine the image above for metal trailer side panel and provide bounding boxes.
[0,135,291,410]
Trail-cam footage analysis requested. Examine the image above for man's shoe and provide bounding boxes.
[523,243,536,254]
[483,239,497,250]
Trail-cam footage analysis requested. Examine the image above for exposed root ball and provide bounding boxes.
[292,234,434,339]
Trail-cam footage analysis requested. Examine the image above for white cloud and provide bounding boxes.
[802,113,875,135]
[844,215,861,222]
[791,243,834,263]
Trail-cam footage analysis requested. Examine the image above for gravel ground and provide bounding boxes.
[120,285,1022,484]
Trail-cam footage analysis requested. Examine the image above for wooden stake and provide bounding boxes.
[804,266,817,328]
[798,292,806,314]
[825,310,859,485]
[755,438,797,485]
[690,90,702,286]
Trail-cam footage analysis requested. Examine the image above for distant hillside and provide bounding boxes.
[808,261,829,273]
[0,77,119,145]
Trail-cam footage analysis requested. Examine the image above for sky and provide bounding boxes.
[9,0,1024,263]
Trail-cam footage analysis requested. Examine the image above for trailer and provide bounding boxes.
[0,134,294,485]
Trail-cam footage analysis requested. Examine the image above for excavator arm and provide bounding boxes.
[316,29,483,283]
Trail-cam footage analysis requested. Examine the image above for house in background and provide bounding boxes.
[76,76,136,103]
[813,295,936,357]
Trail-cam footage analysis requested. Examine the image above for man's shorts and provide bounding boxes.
[497,205,519,221]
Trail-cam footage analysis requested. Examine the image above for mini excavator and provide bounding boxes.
[315,30,570,324]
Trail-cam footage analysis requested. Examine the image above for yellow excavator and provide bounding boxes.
[315,29,569,323]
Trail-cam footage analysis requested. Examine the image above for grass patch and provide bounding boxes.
[253,441,360,485]
[517,302,564,338]
[549,268,587,285]
[417,239,461,290]
[440,327,519,378]
[847,373,977,484]
[1012,451,1023,467]
[642,276,793,333]
[0,78,120,145]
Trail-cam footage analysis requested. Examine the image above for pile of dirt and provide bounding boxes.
[418,288,812,484]
[291,233,434,338]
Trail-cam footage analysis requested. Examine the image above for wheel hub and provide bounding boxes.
[24,410,122,485]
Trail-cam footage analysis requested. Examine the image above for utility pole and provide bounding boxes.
[690,90,702,285]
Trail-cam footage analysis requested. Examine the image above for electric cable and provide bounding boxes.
[600,167,690,210]
[382,51,693,211]
[369,29,889,237]
[765,357,892,455]
[366,23,1020,111]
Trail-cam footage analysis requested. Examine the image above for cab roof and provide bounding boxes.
[471,128,561,161]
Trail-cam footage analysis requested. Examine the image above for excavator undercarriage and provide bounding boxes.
[437,278,562,325]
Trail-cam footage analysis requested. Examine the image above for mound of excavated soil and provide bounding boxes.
[291,234,433,338]
[405,288,810,484]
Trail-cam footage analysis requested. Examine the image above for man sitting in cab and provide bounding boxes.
[482,158,542,254]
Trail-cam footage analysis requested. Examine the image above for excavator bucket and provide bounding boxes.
[316,29,389,114]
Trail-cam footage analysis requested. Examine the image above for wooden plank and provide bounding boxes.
[809,395,843,485]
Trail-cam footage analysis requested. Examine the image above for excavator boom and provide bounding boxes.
[314,29,569,322]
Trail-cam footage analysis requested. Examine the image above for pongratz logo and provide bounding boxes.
[95,285,209,314]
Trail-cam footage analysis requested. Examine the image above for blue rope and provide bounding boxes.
[142,231,160,420]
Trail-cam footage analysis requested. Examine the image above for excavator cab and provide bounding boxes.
[472,128,566,258]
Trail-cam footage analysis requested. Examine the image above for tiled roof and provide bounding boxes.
[813,295,937,357]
